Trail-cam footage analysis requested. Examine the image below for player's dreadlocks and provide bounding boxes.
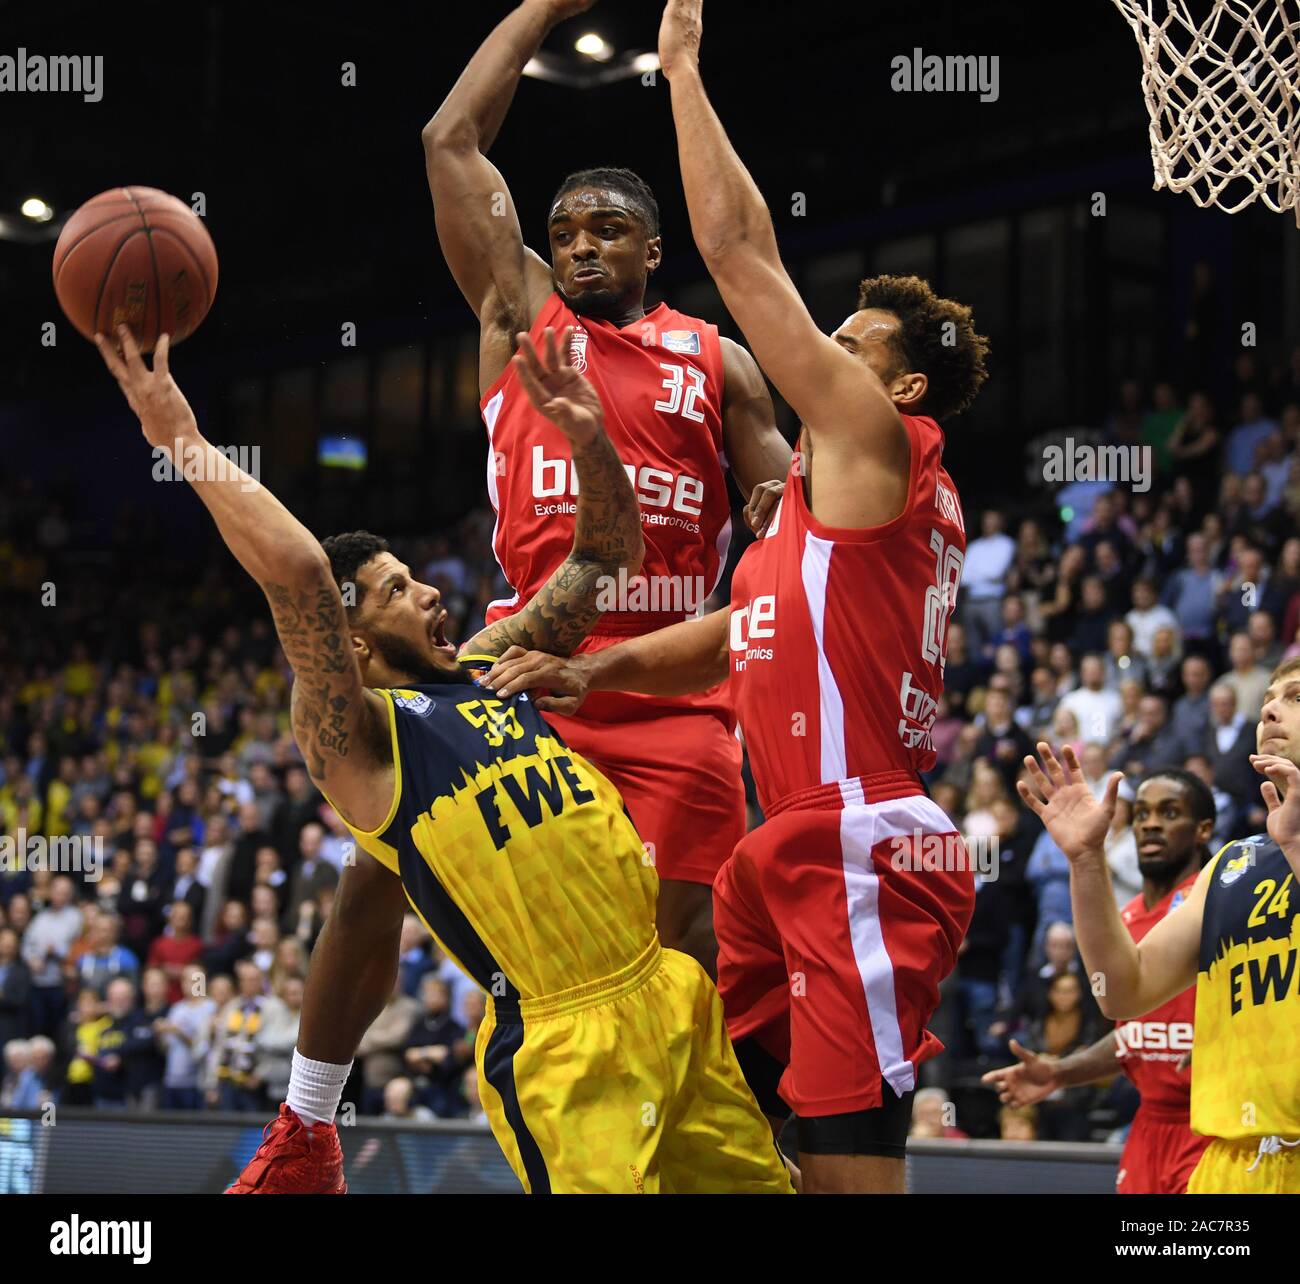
[857,274,990,422]
[551,167,660,239]
[321,530,390,616]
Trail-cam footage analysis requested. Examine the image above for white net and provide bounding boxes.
[1112,0,1300,220]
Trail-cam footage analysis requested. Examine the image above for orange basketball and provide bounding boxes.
[52,186,219,353]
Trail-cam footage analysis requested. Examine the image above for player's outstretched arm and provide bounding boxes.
[981,1034,1126,1108]
[94,328,393,833]
[423,2,589,379]
[658,1,901,455]
[1018,742,1204,1020]
[719,337,792,537]
[483,607,731,712]
[463,328,644,661]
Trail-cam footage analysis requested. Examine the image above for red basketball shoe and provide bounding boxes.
[225,1104,347,1194]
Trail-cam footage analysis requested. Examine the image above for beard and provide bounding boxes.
[559,281,627,319]
[368,627,444,686]
[1137,849,1193,883]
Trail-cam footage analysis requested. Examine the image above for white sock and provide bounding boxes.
[285,1049,352,1128]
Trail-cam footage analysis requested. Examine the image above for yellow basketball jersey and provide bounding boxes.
[1191,836,1300,1140]
[332,656,659,1004]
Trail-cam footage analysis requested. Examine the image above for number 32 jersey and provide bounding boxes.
[728,415,965,814]
[480,292,732,639]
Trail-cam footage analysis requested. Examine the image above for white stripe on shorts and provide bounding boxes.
[839,793,958,1099]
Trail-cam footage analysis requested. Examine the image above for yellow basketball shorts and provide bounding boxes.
[1186,1135,1300,1193]
[475,936,794,1194]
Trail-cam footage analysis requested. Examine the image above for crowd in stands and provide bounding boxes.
[3,347,1300,1141]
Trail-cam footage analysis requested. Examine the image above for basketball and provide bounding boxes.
[52,186,218,353]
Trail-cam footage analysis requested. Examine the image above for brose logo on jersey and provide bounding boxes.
[530,446,704,527]
[731,595,776,669]
[1114,1020,1194,1059]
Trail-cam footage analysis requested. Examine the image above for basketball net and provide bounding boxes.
[1112,0,1300,222]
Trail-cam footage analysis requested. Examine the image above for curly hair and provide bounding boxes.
[550,166,660,239]
[856,274,990,421]
[320,530,389,616]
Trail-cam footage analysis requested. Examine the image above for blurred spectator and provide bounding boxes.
[910,1087,970,1140]
[0,926,33,1049]
[383,1075,435,1122]
[1058,655,1122,743]
[283,823,338,931]
[147,901,204,1003]
[21,875,82,1036]
[1125,578,1178,658]
[210,959,275,1112]
[254,974,303,1104]
[962,511,1017,655]
[1203,684,1260,822]
[1000,1104,1038,1141]
[1109,695,1183,778]
[75,912,140,996]
[157,964,216,1110]
[1219,632,1270,722]
[117,841,166,960]
[403,976,467,1119]
[1023,971,1105,1142]
[1224,392,1277,478]
[461,1064,488,1127]
[357,975,421,1114]
[90,976,140,1108]
[398,914,436,999]
[1163,533,1220,646]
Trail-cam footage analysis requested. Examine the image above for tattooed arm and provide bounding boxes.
[94,327,394,833]
[461,327,644,659]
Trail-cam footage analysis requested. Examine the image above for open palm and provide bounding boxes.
[1017,742,1120,863]
[511,326,604,447]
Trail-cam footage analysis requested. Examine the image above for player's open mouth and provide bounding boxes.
[431,610,455,655]
[1138,840,1166,855]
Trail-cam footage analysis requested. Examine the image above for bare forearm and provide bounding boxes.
[584,611,729,697]
[1051,1031,1123,1087]
[1068,853,1143,1017]
[175,430,326,587]
[668,66,776,262]
[424,2,554,148]
[470,425,643,657]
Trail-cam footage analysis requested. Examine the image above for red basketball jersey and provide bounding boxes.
[481,293,732,637]
[728,415,966,815]
[1115,874,1199,1117]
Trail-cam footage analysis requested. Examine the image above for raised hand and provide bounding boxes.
[1250,753,1300,856]
[94,327,198,450]
[981,1039,1061,1108]
[659,0,704,80]
[511,327,605,447]
[1016,741,1120,863]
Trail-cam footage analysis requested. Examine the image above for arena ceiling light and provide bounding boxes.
[21,197,54,222]
[574,33,612,61]
[522,42,658,89]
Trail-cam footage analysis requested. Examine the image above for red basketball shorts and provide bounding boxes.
[713,786,975,1117]
[544,704,745,887]
[1116,1106,1212,1194]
